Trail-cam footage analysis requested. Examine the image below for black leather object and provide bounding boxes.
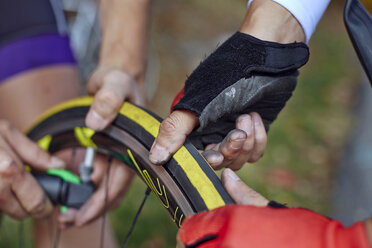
[344,0,372,84]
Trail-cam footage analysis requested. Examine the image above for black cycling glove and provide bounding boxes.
[171,32,309,149]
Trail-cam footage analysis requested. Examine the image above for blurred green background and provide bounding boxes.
[0,0,364,247]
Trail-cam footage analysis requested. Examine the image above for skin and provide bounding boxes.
[0,0,151,246]
[65,0,151,229]
[85,0,151,131]
[0,4,151,248]
[0,0,300,247]
[81,0,269,171]
[0,66,80,221]
[0,66,117,247]
[176,169,269,248]
[148,0,306,169]
[177,169,372,247]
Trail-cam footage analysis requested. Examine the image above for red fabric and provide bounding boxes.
[170,87,185,113]
[178,205,370,248]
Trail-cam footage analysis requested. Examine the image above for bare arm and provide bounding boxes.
[99,0,151,86]
[86,0,152,130]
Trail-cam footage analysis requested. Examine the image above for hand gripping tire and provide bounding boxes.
[26,96,233,227]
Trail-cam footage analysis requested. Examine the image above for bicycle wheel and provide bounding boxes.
[26,96,233,227]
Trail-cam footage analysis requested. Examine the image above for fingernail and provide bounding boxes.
[51,157,65,169]
[230,138,245,150]
[204,151,223,165]
[225,168,240,181]
[149,143,170,165]
[86,110,108,131]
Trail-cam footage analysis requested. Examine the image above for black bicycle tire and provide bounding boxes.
[26,97,233,227]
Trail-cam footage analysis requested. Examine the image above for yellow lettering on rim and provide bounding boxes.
[120,102,225,210]
[127,149,169,208]
[178,214,184,227]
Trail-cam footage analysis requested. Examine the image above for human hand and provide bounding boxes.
[176,168,268,248]
[53,149,135,228]
[177,169,370,248]
[149,32,308,166]
[149,111,267,172]
[0,120,65,220]
[149,111,267,171]
[201,113,267,171]
[85,66,145,131]
[221,168,268,206]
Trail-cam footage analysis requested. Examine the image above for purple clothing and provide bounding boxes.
[0,33,76,83]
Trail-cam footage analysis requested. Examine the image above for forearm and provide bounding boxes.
[99,0,151,86]
[240,0,305,43]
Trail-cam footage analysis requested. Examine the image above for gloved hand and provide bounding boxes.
[172,32,309,149]
[177,204,370,248]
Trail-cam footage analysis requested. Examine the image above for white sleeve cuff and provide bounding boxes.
[247,0,330,43]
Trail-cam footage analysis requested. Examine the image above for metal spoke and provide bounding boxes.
[122,187,151,248]
[100,156,113,248]
[53,228,61,248]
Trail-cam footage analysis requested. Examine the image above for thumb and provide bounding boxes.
[222,168,268,206]
[86,69,139,131]
[3,123,65,170]
[149,110,199,165]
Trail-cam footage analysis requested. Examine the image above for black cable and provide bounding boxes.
[122,187,151,248]
[100,155,113,248]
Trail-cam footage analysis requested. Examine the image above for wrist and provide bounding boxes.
[240,0,305,43]
[98,56,147,85]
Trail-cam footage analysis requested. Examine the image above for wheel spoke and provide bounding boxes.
[122,187,151,248]
[100,155,113,248]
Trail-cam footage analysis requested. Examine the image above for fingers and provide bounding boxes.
[211,130,247,170]
[176,233,186,248]
[0,122,57,220]
[12,172,54,218]
[89,154,109,184]
[202,113,267,171]
[74,159,134,226]
[58,208,77,229]
[222,168,268,206]
[86,68,145,131]
[0,151,53,219]
[0,187,28,220]
[149,110,199,165]
[0,120,65,171]
[201,150,224,168]
[247,113,267,163]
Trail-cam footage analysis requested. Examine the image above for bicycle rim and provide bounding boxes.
[26,96,233,227]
